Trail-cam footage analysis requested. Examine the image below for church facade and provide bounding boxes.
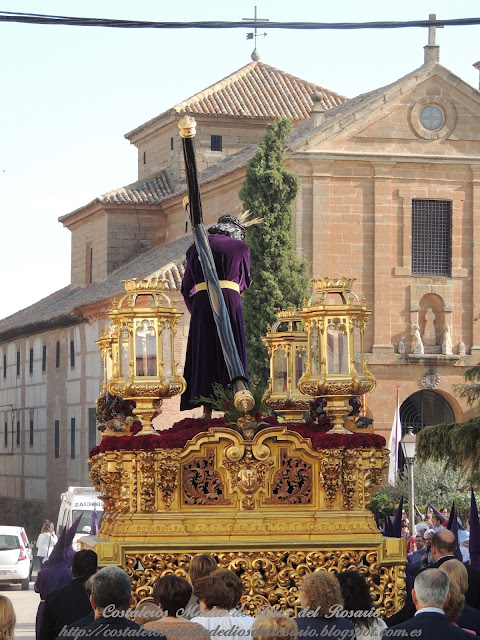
[1,47,479,528]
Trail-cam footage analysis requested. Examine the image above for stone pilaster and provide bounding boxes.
[371,163,395,356]
[471,167,480,360]
[311,162,333,280]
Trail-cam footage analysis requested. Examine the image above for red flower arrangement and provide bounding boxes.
[95,392,136,424]
[88,416,385,459]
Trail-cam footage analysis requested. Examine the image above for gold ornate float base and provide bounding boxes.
[85,426,405,617]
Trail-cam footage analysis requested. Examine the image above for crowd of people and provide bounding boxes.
[1,502,479,640]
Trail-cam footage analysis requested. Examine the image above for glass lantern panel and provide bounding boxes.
[310,324,320,375]
[353,325,362,373]
[135,321,157,376]
[292,320,305,332]
[120,329,129,377]
[135,294,155,307]
[273,347,288,393]
[162,324,172,377]
[294,347,307,389]
[327,322,349,374]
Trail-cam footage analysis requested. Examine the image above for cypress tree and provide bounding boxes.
[239,117,309,387]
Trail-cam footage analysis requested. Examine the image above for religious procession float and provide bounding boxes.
[82,117,406,617]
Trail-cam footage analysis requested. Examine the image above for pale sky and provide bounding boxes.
[1,0,480,319]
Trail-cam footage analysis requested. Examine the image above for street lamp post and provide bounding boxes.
[401,426,417,537]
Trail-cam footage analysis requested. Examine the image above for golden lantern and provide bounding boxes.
[298,277,376,433]
[96,277,186,434]
[262,308,310,421]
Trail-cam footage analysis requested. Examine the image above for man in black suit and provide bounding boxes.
[58,565,166,640]
[383,569,471,639]
[39,549,97,640]
[431,529,480,609]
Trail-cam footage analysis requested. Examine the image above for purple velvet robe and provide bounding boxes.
[180,234,251,411]
[34,563,72,639]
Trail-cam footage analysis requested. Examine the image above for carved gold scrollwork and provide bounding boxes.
[182,451,230,506]
[138,451,156,512]
[341,449,357,510]
[222,445,274,510]
[123,547,404,619]
[157,451,180,511]
[265,450,312,505]
[318,449,343,508]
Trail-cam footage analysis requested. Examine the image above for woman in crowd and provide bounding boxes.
[36,521,57,567]
[336,570,387,639]
[442,579,473,634]
[191,574,252,640]
[252,614,298,640]
[294,571,355,638]
[184,554,218,619]
[0,596,15,640]
[438,559,480,634]
[143,574,210,640]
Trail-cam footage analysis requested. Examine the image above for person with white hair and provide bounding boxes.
[385,569,471,639]
[58,566,165,640]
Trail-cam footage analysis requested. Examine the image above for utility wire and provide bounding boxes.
[0,12,480,30]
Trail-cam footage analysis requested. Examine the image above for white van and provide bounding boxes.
[57,486,104,548]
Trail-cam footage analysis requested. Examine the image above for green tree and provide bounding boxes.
[371,459,470,523]
[417,361,480,485]
[239,118,309,387]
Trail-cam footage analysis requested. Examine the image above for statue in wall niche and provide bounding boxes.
[442,325,453,355]
[398,340,406,354]
[459,342,466,357]
[411,324,424,355]
[423,307,437,346]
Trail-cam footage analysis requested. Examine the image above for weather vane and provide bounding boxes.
[243,6,269,61]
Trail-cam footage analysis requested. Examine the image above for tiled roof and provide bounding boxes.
[59,173,172,222]
[175,61,347,119]
[125,61,347,139]
[0,236,191,342]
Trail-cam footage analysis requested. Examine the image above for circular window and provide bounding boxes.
[419,105,444,131]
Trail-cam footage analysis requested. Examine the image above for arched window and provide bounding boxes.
[397,390,454,469]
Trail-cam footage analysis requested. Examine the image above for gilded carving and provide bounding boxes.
[183,451,230,505]
[265,450,312,505]
[341,449,357,510]
[318,449,343,508]
[157,451,180,511]
[222,445,274,511]
[138,451,156,512]
[123,547,404,619]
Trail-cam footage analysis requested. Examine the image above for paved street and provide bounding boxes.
[1,572,37,640]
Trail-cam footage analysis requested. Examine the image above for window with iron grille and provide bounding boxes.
[412,199,451,277]
[71,417,75,459]
[54,420,60,458]
[16,351,20,377]
[211,135,223,152]
[29,348,34,375]
[70,340,75,368]
[56,341,60,368]
[3,355,6,379]
[30,419,34,446]
[16,421,20,446]
[42,345,47,372]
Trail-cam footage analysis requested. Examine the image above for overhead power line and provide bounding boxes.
[0,12,480,30]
